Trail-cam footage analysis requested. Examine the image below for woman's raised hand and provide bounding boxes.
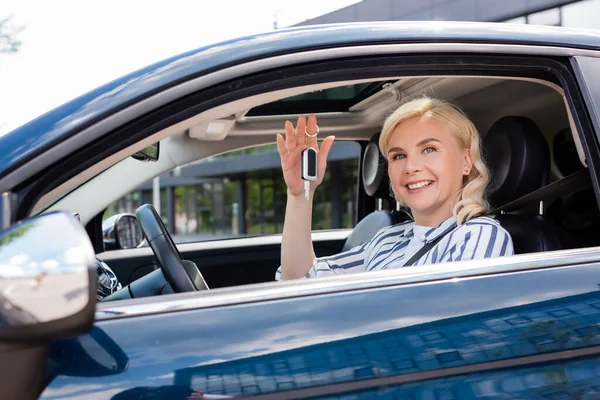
[276,114,335,198]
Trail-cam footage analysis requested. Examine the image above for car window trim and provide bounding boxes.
[97,229,352,260]
[567,56,600,213]
[97,245,600,320]
[13,53,585,221]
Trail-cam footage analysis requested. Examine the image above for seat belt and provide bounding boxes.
[402,222,457,267]
[402,168,591,267]
[489,168,592,215]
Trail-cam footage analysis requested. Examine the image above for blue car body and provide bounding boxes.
[2,22,600,399]
[43,263,600,398]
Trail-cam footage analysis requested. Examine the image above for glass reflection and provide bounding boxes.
[313,356,600,399]
[171,291,600,397]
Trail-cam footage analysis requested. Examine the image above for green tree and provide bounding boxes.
[0,224,33,247]
[0,16,23,55]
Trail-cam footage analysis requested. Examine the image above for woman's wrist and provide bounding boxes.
[287,189,314,201]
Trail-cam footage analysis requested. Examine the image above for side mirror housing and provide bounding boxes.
[47,326,129,380]
[0,212,97,341]
[102,213,144,251]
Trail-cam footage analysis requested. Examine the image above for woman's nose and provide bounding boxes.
[403,156,423,174]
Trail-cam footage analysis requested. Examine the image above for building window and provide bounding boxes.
[504,0,600,30]
[503,16,526,24]
[562,0,600,30]
[528,7,561,26]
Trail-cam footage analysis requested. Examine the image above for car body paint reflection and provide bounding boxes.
[42,264,600,398]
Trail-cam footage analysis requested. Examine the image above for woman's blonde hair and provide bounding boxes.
[378,96,490,225]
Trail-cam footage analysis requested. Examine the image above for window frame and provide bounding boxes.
[85,49,600,311]
[101,139,364,243]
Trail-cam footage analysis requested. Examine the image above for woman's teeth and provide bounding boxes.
[407,181,433,190]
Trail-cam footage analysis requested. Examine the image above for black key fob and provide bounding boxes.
[301,147,318,181]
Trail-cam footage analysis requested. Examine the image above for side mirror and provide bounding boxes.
[0,212,96,341]
[103,213,144,251]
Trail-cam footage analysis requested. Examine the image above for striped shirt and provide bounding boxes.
[275,216,513,280]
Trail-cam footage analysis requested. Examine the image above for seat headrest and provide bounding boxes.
[484,116,550,208]
[361,133,390,198]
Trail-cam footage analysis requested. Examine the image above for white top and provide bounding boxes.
[402,223,433,262]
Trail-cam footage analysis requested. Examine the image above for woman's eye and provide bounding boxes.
[423,146,436,154]
[393,153,406,160]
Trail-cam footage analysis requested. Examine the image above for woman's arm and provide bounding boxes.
[280,191,316,280]
[276,240,372,280]
[276,114,335,280]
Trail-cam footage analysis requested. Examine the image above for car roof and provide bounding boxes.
[2,21,599,178]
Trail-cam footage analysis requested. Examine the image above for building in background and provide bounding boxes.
[293,0,598,29]
[106,0,600,243]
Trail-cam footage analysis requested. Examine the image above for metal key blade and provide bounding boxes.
[304,180,310,200]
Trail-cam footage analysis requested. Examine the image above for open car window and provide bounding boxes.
[103,141,361,244]
[36,68,600,301]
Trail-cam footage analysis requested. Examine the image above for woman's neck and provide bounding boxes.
[413,210,453,227]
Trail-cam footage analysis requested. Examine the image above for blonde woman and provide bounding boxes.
[275,96,513,280]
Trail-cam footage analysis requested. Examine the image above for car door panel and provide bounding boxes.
[98,231,350,288]
[313,355,600,399]
[42,262,600,399]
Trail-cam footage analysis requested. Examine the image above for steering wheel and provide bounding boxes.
[136,204,209,292]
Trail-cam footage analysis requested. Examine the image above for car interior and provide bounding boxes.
[32,74,600,301]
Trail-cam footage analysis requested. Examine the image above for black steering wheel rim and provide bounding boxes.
[136,204,201,293]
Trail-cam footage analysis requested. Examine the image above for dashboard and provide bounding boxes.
[72,212,123,301]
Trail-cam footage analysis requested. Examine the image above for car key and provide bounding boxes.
[301,126,319,200]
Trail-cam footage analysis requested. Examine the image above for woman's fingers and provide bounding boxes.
[278,132,302,174]
[276,133,287,159]
[295,114,307,148]
[306,114,318,150]
[285,120,296,152]
[318,135,336,178]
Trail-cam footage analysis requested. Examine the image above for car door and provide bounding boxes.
[41,258,600,399]
[43,50,600,399]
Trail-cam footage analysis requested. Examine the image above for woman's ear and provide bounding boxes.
[463,148,473,176]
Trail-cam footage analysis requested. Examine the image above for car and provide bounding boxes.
[2,21,600,399]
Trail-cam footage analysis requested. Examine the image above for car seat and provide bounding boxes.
[341,133,403,252]
[483,116,562,254]
[342,116,563,254]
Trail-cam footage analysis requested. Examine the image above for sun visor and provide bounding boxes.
[188,118,236,141]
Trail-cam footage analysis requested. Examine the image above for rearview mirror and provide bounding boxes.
[131,142,159,162]
[0,212,96,341]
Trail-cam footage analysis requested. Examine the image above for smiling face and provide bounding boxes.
[386,116,473,227]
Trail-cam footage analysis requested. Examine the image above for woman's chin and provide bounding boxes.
[406,204,435,217]
[403,197,440,218]
[400,190,437,208]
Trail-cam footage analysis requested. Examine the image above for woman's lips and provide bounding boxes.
[405,180,434,193]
